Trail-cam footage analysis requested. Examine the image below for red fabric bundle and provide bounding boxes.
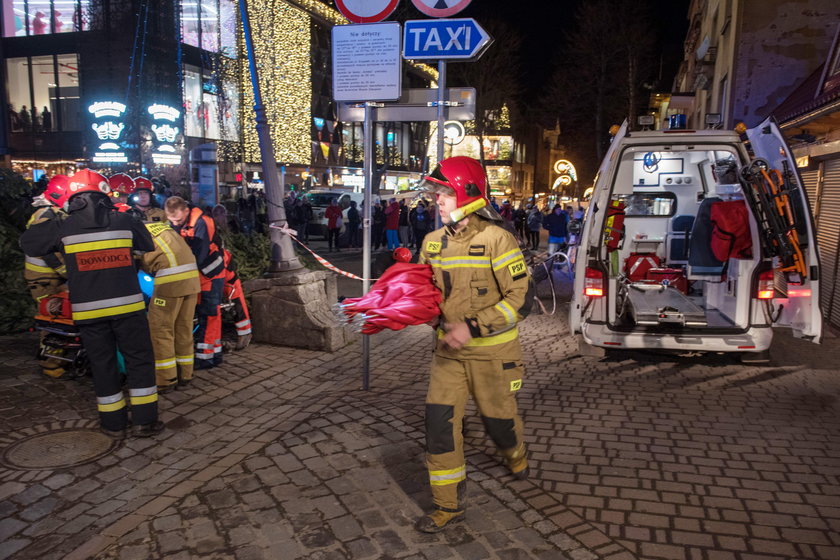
[336,263,441,334]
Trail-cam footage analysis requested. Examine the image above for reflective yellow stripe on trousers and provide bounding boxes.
[129,386,158,405]
[429,465,466,486]
[97,392,126,412]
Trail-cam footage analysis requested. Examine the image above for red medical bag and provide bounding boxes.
[625,253,661,282]
[646,267,688,294]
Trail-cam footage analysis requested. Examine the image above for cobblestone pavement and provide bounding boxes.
[0,304,839,560]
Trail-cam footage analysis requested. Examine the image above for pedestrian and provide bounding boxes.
[415,156,533,533]
[399,199,411,247]
[21,169,163,439]
[136,210,201,392]
[543,204,569,255]
[346,200,361,248]
[513,203,527,241]
[410,201,430,251]
[165,196,226,370]
[526,204,542,250]
[24,175,68,378]
[325,197,343,252]
[499,200,513,222]
[372,200,386,250]
[384,197,400,250]
[41,106,51,131]
[300,196,313,243]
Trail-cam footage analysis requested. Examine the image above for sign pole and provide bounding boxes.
[362,101,375,390]
[435,60,446,230]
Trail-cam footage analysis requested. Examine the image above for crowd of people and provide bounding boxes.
[20,171,252,440]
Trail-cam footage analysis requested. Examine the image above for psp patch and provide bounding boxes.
[145,222,170,237]
[153,298,166,307]
[510,379,522,392]
[507,259,527,280]
[426,241,442,254]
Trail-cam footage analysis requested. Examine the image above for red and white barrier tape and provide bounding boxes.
[270,224,370,281]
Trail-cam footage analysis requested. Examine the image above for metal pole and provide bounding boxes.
[435,60,446,229]
[362,102,374,390]
[239,0,302,272]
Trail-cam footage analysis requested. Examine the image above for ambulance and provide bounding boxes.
[570,117,822,361]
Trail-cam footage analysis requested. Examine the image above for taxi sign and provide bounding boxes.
[403,18,491,60]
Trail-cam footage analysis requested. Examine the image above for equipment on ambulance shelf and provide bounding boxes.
[739,159,807,283]
[603,200,625,251]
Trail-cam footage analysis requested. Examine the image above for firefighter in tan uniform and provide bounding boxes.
[416,156,534,533]
[25,175,69,378]
[137,208,201,390]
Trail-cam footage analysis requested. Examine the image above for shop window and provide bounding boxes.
[56,54,80,130]
[6,54,81,132]
[220,80,239,140]
[2,0,88,36]
[183,65,203,136]
[7,57,32,131]
[181,0,200,47]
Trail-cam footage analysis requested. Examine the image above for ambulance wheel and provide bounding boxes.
[740,349,771,365]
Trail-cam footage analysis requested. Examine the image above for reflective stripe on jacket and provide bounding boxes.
[420,215,533,360]
[176,207,225,282]
[140,221,201,297]
[23,206,66,301]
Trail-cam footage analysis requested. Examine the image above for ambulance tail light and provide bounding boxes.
[757,270,775,299]
[584,268,605,297]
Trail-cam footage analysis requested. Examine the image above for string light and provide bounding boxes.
[240,1,311,164]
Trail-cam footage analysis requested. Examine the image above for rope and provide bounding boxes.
[269,225,376,282]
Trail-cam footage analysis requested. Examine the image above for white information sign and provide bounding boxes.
[332,22,402,102]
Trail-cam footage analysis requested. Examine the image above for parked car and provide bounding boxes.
[305,190,365,239]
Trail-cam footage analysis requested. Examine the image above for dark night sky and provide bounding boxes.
[401,0,692,99]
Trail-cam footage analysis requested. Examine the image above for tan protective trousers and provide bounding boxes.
[425,354,525,512]
[148,293,197,386]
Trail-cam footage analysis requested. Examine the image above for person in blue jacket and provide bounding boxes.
[542,204,569,255]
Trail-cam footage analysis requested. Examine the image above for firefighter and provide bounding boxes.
[20,169,163,439]
[108,173,135,210]
[415,156,534,533]
[137,213,201,391]
[164,196,225,369]
[25,174,69,378]
[131,176,157,217]
[222,248,252,351]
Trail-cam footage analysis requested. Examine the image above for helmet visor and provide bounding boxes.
[419,164,454,195]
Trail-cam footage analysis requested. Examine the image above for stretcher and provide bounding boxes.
[625,283,707,327]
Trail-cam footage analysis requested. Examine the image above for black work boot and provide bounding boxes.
[414,509,465,533]
[504,443,530,480]
[132,421,165,438]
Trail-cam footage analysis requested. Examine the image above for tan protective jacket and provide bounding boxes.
[420,215,532,360]
[139,221,201,298]
[24,206,66,302]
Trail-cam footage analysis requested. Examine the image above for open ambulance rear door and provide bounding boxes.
[747,117,822,343]
[570,121,628,335]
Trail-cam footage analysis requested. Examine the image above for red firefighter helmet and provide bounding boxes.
[134,177,153,192]
[66,169,111,201]
[108,173,135,196]
[421,156,501,222]
[43,174,71,209]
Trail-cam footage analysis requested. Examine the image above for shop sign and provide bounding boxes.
[148,103,183,165]
[89,101,128,163]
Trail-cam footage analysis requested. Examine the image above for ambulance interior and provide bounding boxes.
[604,146,760,331]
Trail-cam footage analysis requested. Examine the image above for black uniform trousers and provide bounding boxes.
[78,312,158,431]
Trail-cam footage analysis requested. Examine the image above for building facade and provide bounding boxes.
[673,0,840,129]
[0,0,434,204]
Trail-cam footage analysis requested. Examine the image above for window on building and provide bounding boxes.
[200,0,218,52]
[183,65,203,136]
[6,54,80,132]
[219,0,237,58]
[2,0,88,36]
[181,1,200,47]
[56,53,80,131]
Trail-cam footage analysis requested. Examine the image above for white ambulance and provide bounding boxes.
[570,118,822,361]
